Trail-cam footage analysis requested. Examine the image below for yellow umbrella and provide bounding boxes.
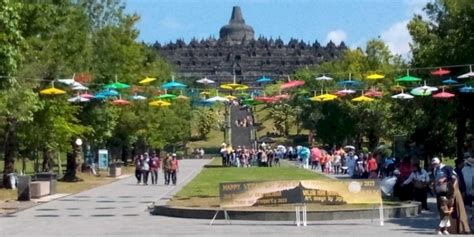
[177,95,189,100]
[139,76,157,84]
[200,91,211,96]
[40,81,66,95]
[366,73,385,80]
[225,95,237,100]
[309,93,337,102]
[149,100,171,107]
[352,95,375,102]
[220,75,248,90]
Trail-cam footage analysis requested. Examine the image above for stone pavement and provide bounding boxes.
[1,159,472,236]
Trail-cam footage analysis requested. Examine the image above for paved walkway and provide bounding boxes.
[1,159,472,236]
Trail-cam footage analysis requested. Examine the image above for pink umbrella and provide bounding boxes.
[111,98,131,106]
[364,89,383,98]
[280,80,305,89]
[432,88,455,99]
[80,92,95,99]
[273,93,290,101]
[255,96,278,103]
[431,68,450,76]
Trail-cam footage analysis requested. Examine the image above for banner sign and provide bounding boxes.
[98,149,109,170]
[219,179,381,208]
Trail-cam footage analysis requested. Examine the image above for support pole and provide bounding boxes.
[379,202,384,226]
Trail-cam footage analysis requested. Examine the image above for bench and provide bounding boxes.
[30,181,50,198]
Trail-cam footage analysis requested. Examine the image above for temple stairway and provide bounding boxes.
[230,105,254,148]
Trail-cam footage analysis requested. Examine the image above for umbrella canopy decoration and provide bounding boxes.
[131,94,147,100]
[337,73,362,87]
[255,96,278,103]
[411,81,438,96]
[149,100,171,107]
[104,76,130,90]
[156,93,177,100]
[176,95,189,100]
[315,75,333,81]
[366,73,385,80]
[68,95,90,103]
[256,76,272,83]
[431,68,450,76]
[40,81,67,95]
[458,65,474,79]
[111,98,131,106]
[391,89,414,100]
[80,92,95,99]
[391,84,406,91]
[242,98,264,106]
[200,91,211,96]
[96,89,119,97]
[335,88,356,97]
[432,88,455,99]
[280,76,305,89]
[196,77,215,85]
[139,76,157,85]
[364,88,383,98]
[220,75,249,90]
[71,83,88,91]
[459,85,474,93]
[442,78,458,85]
[396,70,422,82]
[352,94,375,102]
[225,95,237,100]
[57,74,76,85]
[205,96,229,103]
[310,93,337,102]
[161,76,187,90]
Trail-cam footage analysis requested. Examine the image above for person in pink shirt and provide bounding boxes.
[310,146,321,170]
[150,153,161,185]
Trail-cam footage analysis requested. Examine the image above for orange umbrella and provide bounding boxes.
[111,98,131,106]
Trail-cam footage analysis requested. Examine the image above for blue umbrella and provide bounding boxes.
[256,76,272,83]
[96,89,119,97]
[459,85,474,93]
[442,78,458,85]
[161,81,187,89]
[337,80,362,87]
[93,94,107,100]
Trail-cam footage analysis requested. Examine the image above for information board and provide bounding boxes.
[98,149,109,170]
[219,179,382,208]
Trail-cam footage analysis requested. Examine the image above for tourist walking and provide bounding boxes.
[169,153,179,185]
[462,155,474,207]
[141,153,150,185]
[150,153,161,185]
[432,157,471,234]
[402,162,430,210]
[163,154,171,185]
[436,196,454,235]
[134,155,143,184]
[366,154,378,179]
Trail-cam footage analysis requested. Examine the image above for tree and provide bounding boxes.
[265,102,297,136]
[193,107,218,139]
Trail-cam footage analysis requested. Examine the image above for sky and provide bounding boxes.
[125,0,431,57]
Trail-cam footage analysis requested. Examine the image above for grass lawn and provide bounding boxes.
[169,158,326,208]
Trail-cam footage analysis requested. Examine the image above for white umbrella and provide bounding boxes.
[196,77,215,85]
[68,96,90,103]
[205,96,229,103]
[131,94,147,100]
[315,75,333,81]
[58,74,76,85]
[344,145,355,150]
[339,88,356,94]
[458,65,474,79]
[391,90,414,99]
[72,83,88,91]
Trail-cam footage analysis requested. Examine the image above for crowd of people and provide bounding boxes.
[134,152,179,186]
[235,115,253,127]
[219,143,283,167]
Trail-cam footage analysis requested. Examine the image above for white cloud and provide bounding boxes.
[325,30,347,45]
[158,16,182,30]
[380,20,412,57]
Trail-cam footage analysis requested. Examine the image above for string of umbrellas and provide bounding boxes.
[37,65,474,108]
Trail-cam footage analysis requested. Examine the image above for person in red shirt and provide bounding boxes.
[366,153,378,178]
[169,153,179,185]
[310,146,321,170]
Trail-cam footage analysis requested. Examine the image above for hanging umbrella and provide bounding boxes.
[315,75,333,81]
[310,93,337,102]
[338,73,362,87]
[256,76,272,83]
[433,88,455,99]
[71,83,88,91]
[200,91,211,96]
[243,98,264,106]
[431,68,450,76]
[149,100,171,107]
[352,95,374,102]
[161,78,187,90]
[57,74,76,85]
[156,93,177,100]
[131,94,147,100]
[273,93,290,100]
[442,78,458,85]
[335,88,356,96]
[93,94,107,100]
[391,90,414,99]
[237,92,250,98]
[458,65,474,79]
[68,96,90,103]
[177,95,189,100]
[396,70,422,82]
[96,89,119,97]
[366,73,385,80]
[391,84,406,91]
[80,92,95,99]
[364,89,383,98]
[104,76,130,89]
[255,96,278,103]
[225,95,237,100]
[205,96,229,103]
[459,85,474,93]
[40,81,66,95]
[220,75,248,90]
[412,81,438,96]
[111,98,131,106]
[139,76,157,85]
[280,75,305,89]
[196,77,215,85]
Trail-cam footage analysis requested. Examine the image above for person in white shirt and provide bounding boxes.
[402,162,430,210]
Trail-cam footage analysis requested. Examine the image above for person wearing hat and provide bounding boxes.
[169,153,179,185]
[462,154,474,207]
[432,157,471,234]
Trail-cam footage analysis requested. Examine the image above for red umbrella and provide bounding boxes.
[273,93,290,100]
[280,80,305,89]
[111,98,131,106]
[364,89,383,98]
[255,96,278,103]
[431,68,450,76]
[432,88,455,99]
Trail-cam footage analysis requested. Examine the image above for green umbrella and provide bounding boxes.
[396,70,422,82]
[243,98,263,106]
[104,81,130,89]
[410,88,432,96]
[155,93,177,100]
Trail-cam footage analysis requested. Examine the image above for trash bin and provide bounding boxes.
[17,175,31,201]
[109,163,122,177]
[35,172,57,195]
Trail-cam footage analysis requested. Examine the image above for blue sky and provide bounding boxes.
[125,0,430,56]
